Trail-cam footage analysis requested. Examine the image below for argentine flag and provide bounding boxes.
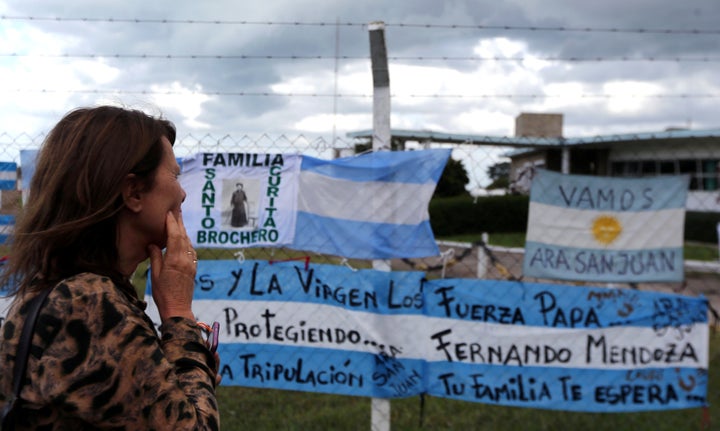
[291,149,451,259]
[20,150,39,205]
[0,214,14,245]
[0,162,17,190]
[523,169,689,283]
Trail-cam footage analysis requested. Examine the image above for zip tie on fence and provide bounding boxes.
[268,255,311,270]
[233,250,245,264]
[339,258,357,272]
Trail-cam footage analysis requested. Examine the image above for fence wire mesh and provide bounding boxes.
[1,132,718,430]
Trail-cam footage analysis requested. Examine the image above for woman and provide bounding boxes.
[230,182,249,227]
[0,106,219,430]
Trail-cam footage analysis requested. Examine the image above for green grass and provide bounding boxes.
[215,334,720,430]
[686,242,719,261]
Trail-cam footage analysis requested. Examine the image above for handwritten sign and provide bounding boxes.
[524,169,689,283]
[422,278,707,411]
[142,260,708,412]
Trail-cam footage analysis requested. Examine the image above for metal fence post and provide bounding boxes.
[476,232,489,278]
[371,259,391,431]
[369,20,392,431]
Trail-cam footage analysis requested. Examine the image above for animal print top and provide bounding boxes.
[0,273,220,430]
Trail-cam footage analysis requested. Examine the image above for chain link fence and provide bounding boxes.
[1,132,718,430]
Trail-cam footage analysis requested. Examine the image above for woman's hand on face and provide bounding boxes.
[148,211,197,322]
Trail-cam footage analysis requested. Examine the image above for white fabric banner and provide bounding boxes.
[180,153,301,248]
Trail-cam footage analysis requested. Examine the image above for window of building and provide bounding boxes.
[701,160,719,191]
[610,159,719,191]
[610,161,624,176]
[641,161,656,175]
[659,161,676,174]
[626,161,641,176]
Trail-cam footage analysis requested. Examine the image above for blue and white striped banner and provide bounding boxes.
[524,169,689,282]
[145,260,708,412]
[0,162,17,190]
[422,278,707,411]
[19,150,38,191]
[0,214,14,245]
[179,150,450,259]
[291,149,450,259]
[0,257,13,313]
[19,150,39,205]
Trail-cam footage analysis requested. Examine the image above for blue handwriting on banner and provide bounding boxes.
[142,260,709,412]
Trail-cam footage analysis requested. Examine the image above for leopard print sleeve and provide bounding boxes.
[6,273,220,430]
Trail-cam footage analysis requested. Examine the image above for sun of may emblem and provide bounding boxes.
[592,215,622,245]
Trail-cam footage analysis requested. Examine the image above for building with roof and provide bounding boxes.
[347,113,720,212]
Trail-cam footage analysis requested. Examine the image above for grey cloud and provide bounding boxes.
[0,0,718,137]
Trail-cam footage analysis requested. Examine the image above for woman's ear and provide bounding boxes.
[122,173,143,213]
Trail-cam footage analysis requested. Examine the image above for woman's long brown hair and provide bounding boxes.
[1,106,175,294]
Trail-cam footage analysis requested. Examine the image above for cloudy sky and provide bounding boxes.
[0,0,718,148]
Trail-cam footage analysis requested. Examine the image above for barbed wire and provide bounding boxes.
[2,88,719,99]
[0,88,720,99]
[3,52,719,63]
[1,15,718,35]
